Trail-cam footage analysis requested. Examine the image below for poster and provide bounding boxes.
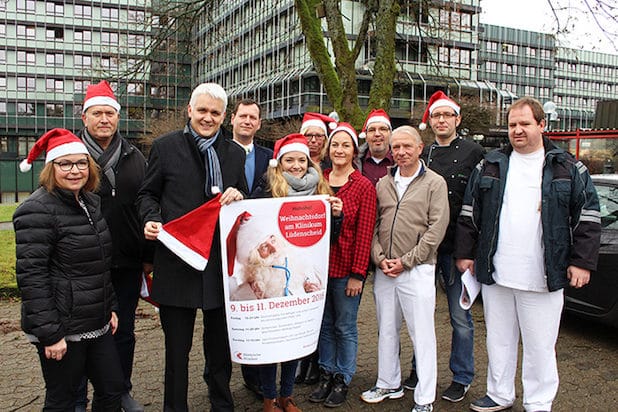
[219,195,331,364]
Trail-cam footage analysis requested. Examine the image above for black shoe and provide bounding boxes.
[120,392,144,412]
[304,357,320,385]
[309,371,333,403]
[295,356,310,384]
[403,369,418,391]
[324,374,348,408]
[441,381,470,402]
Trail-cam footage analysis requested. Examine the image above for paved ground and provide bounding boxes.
[1,280,617,411]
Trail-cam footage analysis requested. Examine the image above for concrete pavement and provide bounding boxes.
[1,279,617,411]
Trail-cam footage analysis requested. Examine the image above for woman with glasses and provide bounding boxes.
[300,112,338,172]
[13,128,124,410]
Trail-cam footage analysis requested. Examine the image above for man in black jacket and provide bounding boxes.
[137,82,247,412]
[76,80,149,412]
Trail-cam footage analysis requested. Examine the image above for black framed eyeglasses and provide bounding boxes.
[429,112,458,119]
[53,159,89,171]
[305,133,326,141]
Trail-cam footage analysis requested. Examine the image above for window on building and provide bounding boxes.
[46,104,64,117]
[17,0,35,12]
[127,83,144,95]
[73,105,83,116]
[75,55,92,68]
[0,1,6,11]
[46,79,63,92]
[74,80,89,93]
[17,103,35,115]
[74,4,92,18]
[46,53,64,66]
[460,13,471,29]
[0,102,6,114]
[101,7,119,20]
[128,34,145,47]
[0,77,6,90]
[17,51,35,65]
[46,2,63,15]
[74,30,92,43]
[0,24,5,37]
[46,27,64,40]
[17,25,36,39]
[0,51,4,64]
[101,32,119,45]
[17,77,36,91]
[128,10,145,23]
[525,66,536,76]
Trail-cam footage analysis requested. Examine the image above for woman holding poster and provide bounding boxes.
[308,123,377,407]
[252,133,343,412]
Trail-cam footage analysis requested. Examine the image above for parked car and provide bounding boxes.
[564,174,618,328]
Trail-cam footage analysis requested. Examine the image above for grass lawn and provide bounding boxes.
[0,203,19,222]
[0,230,17,297]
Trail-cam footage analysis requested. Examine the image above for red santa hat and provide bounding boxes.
[157,192,222,271]
[82,80,121,113]
[300,112,338,135]
[226,212,273,275]
[19,128,89,172]
[359,109,391,140]
[139,272,159,308]
[328,122,359,148]
[418,91,460,130]
[269,133,311,168]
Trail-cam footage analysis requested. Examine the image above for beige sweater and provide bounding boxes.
[372,164,449,270]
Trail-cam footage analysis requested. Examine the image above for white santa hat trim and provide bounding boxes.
[277,142,310,160]
[83,96,121,114]
[45,141,89,163]
[300,119,328,135]
[157,228,208,271]
[428,99,461,116]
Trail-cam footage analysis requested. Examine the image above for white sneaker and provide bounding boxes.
[360,386,405,403]
[412,403,433,412]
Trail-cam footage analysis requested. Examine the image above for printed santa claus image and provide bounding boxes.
[227,211,324,301]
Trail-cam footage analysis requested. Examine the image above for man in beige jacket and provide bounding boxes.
[361,126,449,412]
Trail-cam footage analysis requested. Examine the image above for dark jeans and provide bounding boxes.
[37,331,124,411]
[160,305,233,412]
[76,267,142,406]
[258,360,298,399]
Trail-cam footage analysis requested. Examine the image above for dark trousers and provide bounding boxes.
[110,267,142,391]
[37,331,124,412]
[159,305,233,412]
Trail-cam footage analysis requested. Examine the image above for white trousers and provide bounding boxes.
[373,264,437,405]
[482,283,564,411]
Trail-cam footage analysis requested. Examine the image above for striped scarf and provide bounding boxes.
[186,124,223,196]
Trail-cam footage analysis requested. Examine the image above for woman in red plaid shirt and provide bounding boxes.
[309,122,377,407]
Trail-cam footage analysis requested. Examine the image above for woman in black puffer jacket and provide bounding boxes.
[13,128,124,411]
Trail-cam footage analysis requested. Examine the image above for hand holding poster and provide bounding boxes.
[220,195,330,364]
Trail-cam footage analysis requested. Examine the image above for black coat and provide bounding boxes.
[77,130,151,268]
[13,188,116,346]
[249,144,273,195]
[137,127,248,309]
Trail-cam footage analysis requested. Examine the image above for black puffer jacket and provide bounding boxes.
[13,187,116,346]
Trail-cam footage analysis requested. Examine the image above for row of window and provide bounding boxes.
[6,24,147,47]
[484,41,553,59]
[555,77,616,93]
[0,76,153,96]
[483,62,553,78]
[556,61,617,77]
[14,0,147,23]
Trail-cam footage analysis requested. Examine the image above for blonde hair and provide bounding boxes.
[38,155,101,193]
[267,157,333,198]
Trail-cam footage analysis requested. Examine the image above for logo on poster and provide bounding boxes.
[278,200,327,247]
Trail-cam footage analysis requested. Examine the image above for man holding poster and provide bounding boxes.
[137,83,247,412]
[222,133,341,412]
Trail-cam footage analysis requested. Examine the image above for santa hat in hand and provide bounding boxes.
[300,112,338,135]
[359,109,391,140]
[226,211,273,275]
[139,272,159,307]
[82,80,121,114]
[418,91,460,130]
[329,122,359,148]
[157,192,222,271]
[19,128,89,172]
[269,133,311,168]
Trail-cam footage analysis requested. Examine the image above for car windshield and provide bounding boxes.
[596,183,618,229]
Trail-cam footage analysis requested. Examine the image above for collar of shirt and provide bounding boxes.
[234,141,254,154]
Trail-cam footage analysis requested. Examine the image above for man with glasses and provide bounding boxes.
[401,91,484,403]
[75,80,150,412]
[356,109,394,186]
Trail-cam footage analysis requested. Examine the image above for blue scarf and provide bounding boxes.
[187,124,223,196]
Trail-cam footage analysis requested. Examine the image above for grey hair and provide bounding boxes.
[392,125,422,144]
[189,83,228,111]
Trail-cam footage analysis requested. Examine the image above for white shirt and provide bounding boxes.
[394,163,421,200]
[493,148,547,292]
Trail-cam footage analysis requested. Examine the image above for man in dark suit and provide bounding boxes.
[229,98,273,398]
[137,83,248,412]
[231,99,273,195]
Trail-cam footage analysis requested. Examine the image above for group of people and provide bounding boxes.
[13,79,600,412]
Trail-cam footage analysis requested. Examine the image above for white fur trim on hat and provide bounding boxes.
[300,119,328,135]
[277,142,310,160]
[366,115,392,130]
[428,99,460,116]
[45,141,89,163]
[82,96,121,114]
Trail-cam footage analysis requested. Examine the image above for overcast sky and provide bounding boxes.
[479,0,617,54]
